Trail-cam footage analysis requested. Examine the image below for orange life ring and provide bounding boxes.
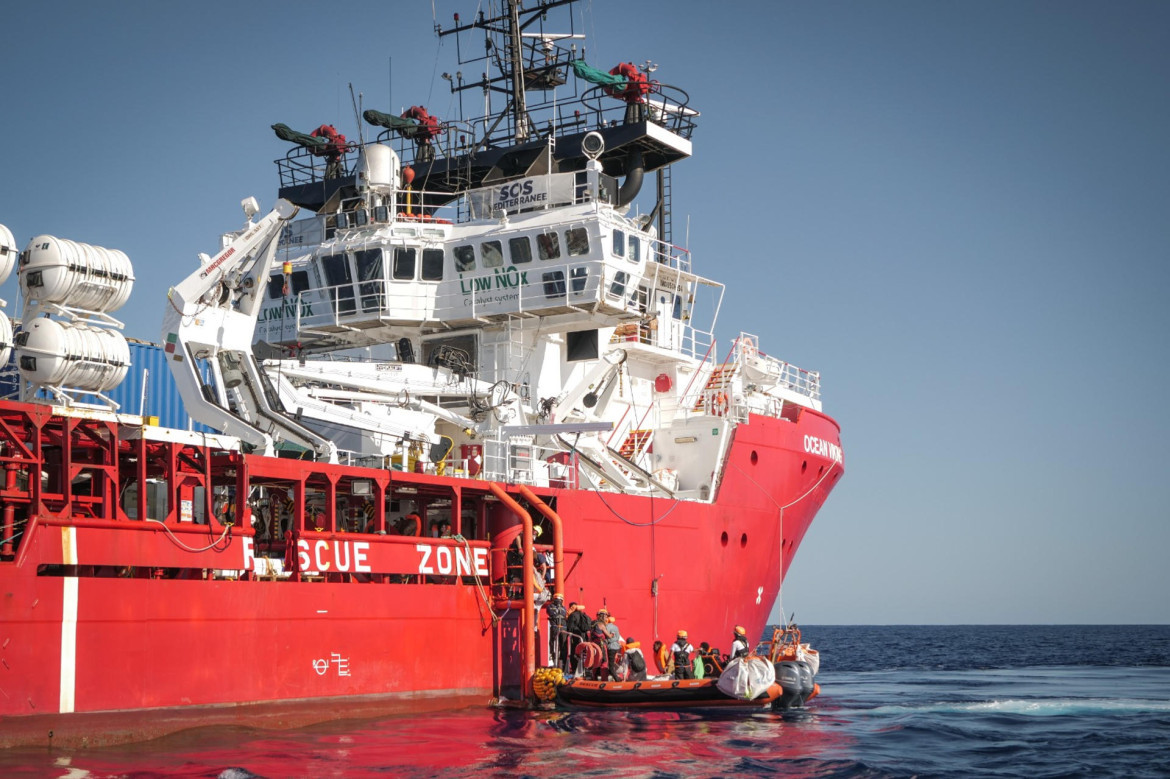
[575,641,605,669]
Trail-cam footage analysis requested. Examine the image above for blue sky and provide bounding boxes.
[3,1,1167,623]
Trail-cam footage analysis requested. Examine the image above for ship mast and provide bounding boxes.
[437,0,576,145]
[505,0,530,142]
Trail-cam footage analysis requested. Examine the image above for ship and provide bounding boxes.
[0,0,843,748]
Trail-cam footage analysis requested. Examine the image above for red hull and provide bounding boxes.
[0,400,841,747]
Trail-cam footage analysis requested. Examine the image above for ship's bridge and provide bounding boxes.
[256,167,697,351]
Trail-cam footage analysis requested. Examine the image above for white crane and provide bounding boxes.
[161,198,339,462]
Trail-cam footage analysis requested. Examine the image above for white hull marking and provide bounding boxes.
[60,527,78,714]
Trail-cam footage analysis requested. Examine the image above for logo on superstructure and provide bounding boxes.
[459,265,529,296]
[259,299,314,322]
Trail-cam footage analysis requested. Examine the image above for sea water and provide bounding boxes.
[1,625,1167,778]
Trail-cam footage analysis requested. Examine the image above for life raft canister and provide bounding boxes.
[606,62,651,104]
[310,124,347,160]
[401,106,442,140]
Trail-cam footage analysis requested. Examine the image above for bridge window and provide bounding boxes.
[612,230,625,258]
[321,253,355,315]
[509,236,533,264]
[566,228,590,257]
[570,265,588,293]
[355,249,384,312]
[628,236,641,264]
[454,245,476,272]
[268,271,309,298]
[481,240,504,268]
[537,232,561,260]
[542,270,566,298]
[422,249,444,281]
[290,270,309,295]
[608,270,629,299]
[393,248,416,280]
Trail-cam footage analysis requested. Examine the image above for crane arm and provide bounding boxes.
[161,199,339,462]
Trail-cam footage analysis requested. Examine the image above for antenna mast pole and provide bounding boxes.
[506,0,529,142]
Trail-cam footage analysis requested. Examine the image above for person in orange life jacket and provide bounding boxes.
[545,593,568,670]
[730,625,751,660]
[672,630,695,679]
[565,602,591,675]
[624,637,648,682]
[653,639,670,676]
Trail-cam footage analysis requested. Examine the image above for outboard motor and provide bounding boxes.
[773,661,804,710]
[795,661,815,700]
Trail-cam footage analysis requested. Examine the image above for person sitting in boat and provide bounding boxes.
[730,625,751,660]
[653,640,672,677]
[698,642,726,678]
[624,637,648,682]
[672,630,695,679]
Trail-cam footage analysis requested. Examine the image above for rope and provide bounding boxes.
[729,457,838,511]
[729,457,838,624]
[591,485,683,527]
[453,533,501,629]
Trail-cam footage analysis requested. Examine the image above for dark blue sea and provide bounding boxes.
[2,625,1168,778]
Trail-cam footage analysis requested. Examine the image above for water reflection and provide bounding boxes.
[0,706,855,779]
